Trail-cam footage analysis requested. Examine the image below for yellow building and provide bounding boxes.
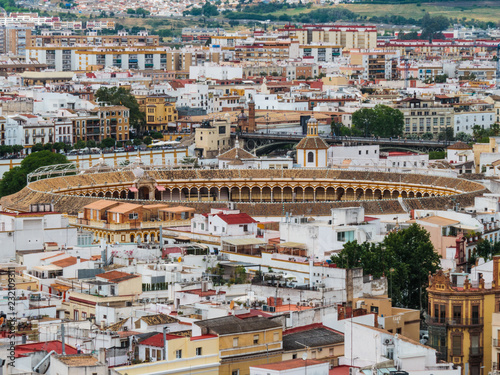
[137,95,178,133]
[353,296,420,341]
[427,259,500,375]
[194,118,231,159]
[194,315,283,375]
[473,137,500,173]
[114,333,220,375]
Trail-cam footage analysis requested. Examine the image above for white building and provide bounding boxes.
[253,93,309,111]
[342,322,460,375]
[191,208,258,237]
[279,207,381,259]
[189,65,243,80]
[296,116,329,168]
[0,209,77,261]
[454,110,495,135]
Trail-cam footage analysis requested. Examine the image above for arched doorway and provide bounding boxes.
[138,186,150,200]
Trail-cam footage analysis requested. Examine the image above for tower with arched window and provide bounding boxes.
[296,116,329,167]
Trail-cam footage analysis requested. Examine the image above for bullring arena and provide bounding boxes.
[0,161,489,217]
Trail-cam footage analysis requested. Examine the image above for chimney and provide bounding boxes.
[76,256,80,265]
[98,348,106,364]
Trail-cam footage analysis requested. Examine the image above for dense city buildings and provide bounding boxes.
[2,6,500,375]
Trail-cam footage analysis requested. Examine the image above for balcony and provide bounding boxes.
[433,346,448,362]
[427,316,483,326]
[493,339,500,347]
[469,347,483,361]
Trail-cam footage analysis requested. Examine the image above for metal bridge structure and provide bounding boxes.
[235,133,451,155]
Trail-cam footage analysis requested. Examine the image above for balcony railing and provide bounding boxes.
[469,347,483,357]
[427,317,483,326]
[493,339,500,347]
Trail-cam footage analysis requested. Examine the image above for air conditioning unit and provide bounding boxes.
[384,338,393,345]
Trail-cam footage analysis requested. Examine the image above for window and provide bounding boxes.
[452,335,462,356]
[254,334,259,344]
[274,332,279,341]
[472,305,480,324]
[196,347,202,356]
[233,337,239,347]
[292,354,297,359]
[337,231,354,242]
[396,327,402,334]
[370,306,379,314]
[307,151,314,163]
[453,305,462,324]
[232,370,239,375]
[176,350,182,359]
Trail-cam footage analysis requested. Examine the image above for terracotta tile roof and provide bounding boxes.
[41,252,65,261]
[83,200,120,210]
[417,216,460,226]
[134,313,179,328]
[218,147,257,160]
[447,141,472,150]
[96,270,139,283]
[15,341,78,358]
[107,203,142,214]
[52,256,88,268]
[252,359,326,371]
[55,355,100,367]
[217,213,257,225]
[296,136,329,150]
[139,333,184,347]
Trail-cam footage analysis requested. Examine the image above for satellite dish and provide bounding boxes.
[302,353,307,361]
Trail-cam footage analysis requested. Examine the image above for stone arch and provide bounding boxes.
[150,232,155,242]
[294,186,304,202]
[423,192,430,197]
[383,189,391,199]
[85,193,91,197]
[172,187,181,200]
[336,187,345,200]
[272,186,282,202]
[251,186,261,202]
[392,190,399,199]
[112,191,119,198]
[199,187,209,200]
[400,191,408,198]
[345,187,355,200]
[416,192,423,198]
[262,186,272,202]
[230,187,240,201]
[189,187,198,200]
[220,187,230,200]
[240,186,251,202]
[97,192,104,197]
[316,187,325,201]
[326,187,335,201]
[105,191,112,198]
[374,189,382,200]
[138,186,150,200]
[304,186,314,201]
[283,186,293,202]
[130,234,135,242]
[91,193,97,197]
[355,188,364,200]
[209,187,219,201]
[181,187,189,200]
[307,151,314,163]
[365,188,373,200]
[408,191,415,198]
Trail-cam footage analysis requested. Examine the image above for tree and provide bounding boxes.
[143,136,152,146]
[74,140,86,149]
[95,87,145,134]
[331,224,440,310]
[32,143,44,152]
[0,151,70,197]
[100,137,116,149]
[133,138,142,146]
[151,132,163,139]
[351,105,404,138]
[437,127,454,142]
[455,132,472,143]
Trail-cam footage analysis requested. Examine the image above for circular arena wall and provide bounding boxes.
[0,169,488,216]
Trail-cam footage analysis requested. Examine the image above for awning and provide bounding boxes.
[223,238,266,246]
[156,185,166,191]
[453,224,479,231]
[174,236,191,241]
[129,187,138,192]
[280,241,307,249]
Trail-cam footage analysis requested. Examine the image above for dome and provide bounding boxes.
[238,112,247,120]
[307,116,318,124]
